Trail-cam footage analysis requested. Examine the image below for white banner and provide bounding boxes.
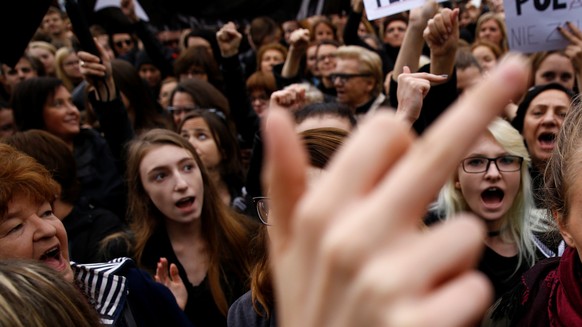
[503,0,582,53]
[364,0,447,21]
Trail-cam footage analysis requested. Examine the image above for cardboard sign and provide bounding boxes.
[503,0,582,53]
[364,0,447,21]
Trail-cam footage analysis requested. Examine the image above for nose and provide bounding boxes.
[484,160,501,179]
[32,215,57,242]
[541,111,558,126]
[174,172,189,192]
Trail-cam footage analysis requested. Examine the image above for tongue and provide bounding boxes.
[41,256,61,270]
[482,190,503,205]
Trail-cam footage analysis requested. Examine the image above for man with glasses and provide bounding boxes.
[330,45,389,116]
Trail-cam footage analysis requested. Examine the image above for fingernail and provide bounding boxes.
[440,74,448,78]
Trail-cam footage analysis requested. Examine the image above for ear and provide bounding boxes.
[555,211,576,248]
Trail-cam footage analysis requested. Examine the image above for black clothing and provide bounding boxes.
[479,246,529,301]
[141,226,248,327]
[227,290,277,327]
[64,197,125,263]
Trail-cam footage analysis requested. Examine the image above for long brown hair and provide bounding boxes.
[126,129,253,314]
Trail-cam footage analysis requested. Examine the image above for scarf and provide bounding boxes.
[510,246,582,326]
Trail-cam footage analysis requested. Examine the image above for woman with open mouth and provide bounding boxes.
[126,129,257,327]
[0,143,192,327]
[430,118,555,301]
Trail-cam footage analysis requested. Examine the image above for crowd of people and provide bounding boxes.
[1,0,582,325]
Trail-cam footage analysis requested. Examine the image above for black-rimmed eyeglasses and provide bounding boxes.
[329,73,373,84]
[253,197,270,225]
[461,155,523,174]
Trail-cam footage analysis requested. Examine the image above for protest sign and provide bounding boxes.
[503,0,582,53]
[364,0,447,20]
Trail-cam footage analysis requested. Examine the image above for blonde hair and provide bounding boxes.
[54,47,78,91]
[0,260,101,327]
[334,45,383,96]
[432,118,540,270]
[476,12,509,53]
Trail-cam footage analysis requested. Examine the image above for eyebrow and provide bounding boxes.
[146,157,195,175]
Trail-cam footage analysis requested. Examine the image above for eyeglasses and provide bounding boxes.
[249,94,269,102]
[167,106,198,116]
[329,73,373,84]
[114,39,133,48]
[253,197,270,225]
[461,155,523,174]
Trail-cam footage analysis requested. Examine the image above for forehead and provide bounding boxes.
[112,33,131,40]
[172,91,195,104]
[335,58,360,71]
[466,133,504,154]
[481,19,499,28]
[538,54,574,72]
[140,145,194,171]
[181,117,208,130]
[528,90,571,108]
[317,44,337,54]
[387,20,407,28]
[263,49,284,57]
[472,45,494,56]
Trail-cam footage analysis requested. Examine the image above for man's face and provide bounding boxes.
[332,58,375,109]
[42,12,65,36]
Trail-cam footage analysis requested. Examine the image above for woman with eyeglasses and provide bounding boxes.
[178,110,247,212]
[430,118,556,301]
[167,78,230,128]
[126,129,257,327]
[55,47,83,92]
[228,127,348,327]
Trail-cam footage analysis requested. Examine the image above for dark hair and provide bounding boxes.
[294,102,357,128]
[178,110,245,193]
[511,83,576,133]
[169,79,231,120]
[184,28,222,63]
[10,77,62,132]
[126,129,253,315]
[110,59,170,132]
[3,130,80,204]
[173,46,224,92]
[245,71,277,94]
[249,16,282,47]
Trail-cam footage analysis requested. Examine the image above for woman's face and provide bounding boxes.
[534,53,575,90]
[478,19,503,46]
[383,20,407,47]
[159,81,177,110]
[249,89,269,118]
[316,44,338,78]
[29,47,56,75]
[455,134,521,229]
[62,52,82,80]
[170,91,196,126]
[314,23,335,41]
[306,45,319,76]
[139,144,204,225]
[43,86,80,142]
[472,45,498,73]
[522,89,571,164]
[180,117,222,171]
[0,195,73,282]
[260,49,285,72]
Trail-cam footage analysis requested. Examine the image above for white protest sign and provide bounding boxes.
[94,0,150,22]
[364,0,447,21]
[503,0,582,53]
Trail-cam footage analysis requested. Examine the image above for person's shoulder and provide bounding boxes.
[228,291,273,327]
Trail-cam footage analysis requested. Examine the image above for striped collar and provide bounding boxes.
[72,257,133,326]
